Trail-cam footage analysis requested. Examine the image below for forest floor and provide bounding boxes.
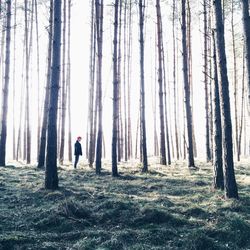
[0,158,250,250]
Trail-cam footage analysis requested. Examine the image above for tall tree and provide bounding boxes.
[156,0,166,165]
[172,0,179,160]
[212,31,224,190]
[67,0,72,163]
[95,0,104,174]
[45,0,62,190]
[0,0,11,166]
[38,0,53,168]
[214,0,238,199]
[242,0,250,109]
[112,0,119,177]
[59,0,67,165]
[139,0,148,172]
[181,0,195,168]
[203,0,211,162]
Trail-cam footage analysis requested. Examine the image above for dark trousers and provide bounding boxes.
[74,155,80,168]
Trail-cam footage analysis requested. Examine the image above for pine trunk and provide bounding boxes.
[95,0,104,174]
[0,0,11,166]
[45,0,62,190]
[139,0,148,172]
[112,0,119,177]
[214,0,238,199]
[181,0,195,168]
[38,0,53,168]
[242,0,250,108]
[156,0,166,165]
[212,31,224,190]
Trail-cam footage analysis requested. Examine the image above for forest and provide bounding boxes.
[0,0,250,249]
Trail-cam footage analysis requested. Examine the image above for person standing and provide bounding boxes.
[74,136,82,168]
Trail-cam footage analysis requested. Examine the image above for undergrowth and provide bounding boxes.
[0,159,250,250]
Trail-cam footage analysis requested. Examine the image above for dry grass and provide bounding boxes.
[0,158,250,249]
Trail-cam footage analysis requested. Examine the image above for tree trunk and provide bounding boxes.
[45,0,62,190]
[139,0,148,172]
[242,0,250,109]
[35,0,41,160]
[0,0,11,166]
[204,0,211,162]
[67,0,72,162]
[95,0,104,174]
[172,0,179,160]
[87,0,96,167]
[156,0,166,165]
[12,0,17,160]
[212,31,224,190]
[38,0,53,168]
[59,0,67,165]
[181,0,195,168]
[214,0,238,199]
[112,0,119,177]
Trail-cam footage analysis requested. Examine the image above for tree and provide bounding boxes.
[38,0,53,168]
[112,0,119,177]
[139,0,148,172]
[181,0,195,168]
[212,30,224,190]
[203,0,211,162]
[95,0,104,174]
[156,0,166,165]
[45,0,62,190]
[213,0,238,199]
[0,0,11,166]
[241,0,250,109]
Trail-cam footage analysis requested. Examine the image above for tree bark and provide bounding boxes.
[139,0,148,172]
[214,0,238,199]
[38,0,53,168]
[95,0,104,174]
[181,0,195,168]
[156,0,166,165]
[0,0,11,166]
[242,0,250,109]
[212,31,224,190]
[112,0,119,177]
[45,0,62,190]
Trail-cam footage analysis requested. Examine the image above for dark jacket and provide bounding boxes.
[74,140,82,156]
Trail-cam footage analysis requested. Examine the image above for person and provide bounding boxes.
[74,136,82,169]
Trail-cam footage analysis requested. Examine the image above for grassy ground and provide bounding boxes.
[0,158,250,250]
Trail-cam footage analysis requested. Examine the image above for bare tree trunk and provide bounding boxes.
[0,0,11,166]
[35,0,41,160]
[204,0,211,162]
[45,0,62,190]
[127,0,132,159]
[156,0,166,165]
[214,0,238,199]
[242,0,250,109]
[67,0,72,162]
[95,0,104,174]
[181,0,195,168]
[238,46,245,159]
[59,0,67,165]
[87,0,96,167]
[112,0,119,177]
[38,0,53,168]
[139,0,148,172]
[12,0,17,160]
[24,0,32,164]
[231,0,239,161]
[173,0,179,160]
[212,31,224,190]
